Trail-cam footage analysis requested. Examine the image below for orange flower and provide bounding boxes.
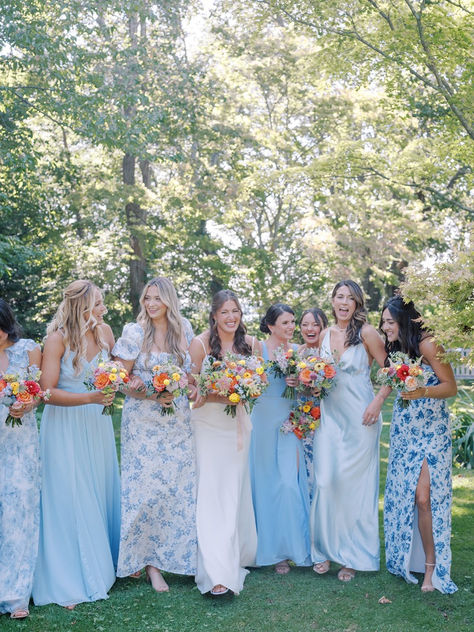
[0,379,6,391]
[294,427,304,440]
[17,391,33,404]
[153,373,169,392]
[299,368,312,384]
[94,373,111,389]
[310,406,321,420]
[323,365,336,378]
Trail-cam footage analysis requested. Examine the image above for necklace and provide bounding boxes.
[334,325,348,333]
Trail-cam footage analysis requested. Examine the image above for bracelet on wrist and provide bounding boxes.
[424,387,429,398]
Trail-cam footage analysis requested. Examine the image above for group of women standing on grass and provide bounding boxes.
[0,277,458,619]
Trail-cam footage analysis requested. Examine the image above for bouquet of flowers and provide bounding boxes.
[84,360,130,416]
[297,353,337,399]
[269,345,302,399]
[146,361,189,416]
[194,352,268,417]
[0,366,50,427]
[376,352,428,408]
[281,399,321,439]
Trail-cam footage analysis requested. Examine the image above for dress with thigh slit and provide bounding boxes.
[384,368,457,593]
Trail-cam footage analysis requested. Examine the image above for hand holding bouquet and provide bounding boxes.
[281,399,321,439]
[84,360,129,415]
[0,366,50,427]
[297,353,337,399]
[194,352,268,417]
[147,362,188,416]
[376,352,428,408]
[269,346,301,399]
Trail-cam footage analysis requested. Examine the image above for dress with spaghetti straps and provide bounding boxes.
[33,348,121,607]
[310,330,381,571]
[192,337,257,594]
[250,342,311,566]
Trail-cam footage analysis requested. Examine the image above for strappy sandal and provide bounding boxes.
[421,562,435,592]
[10,609,29,619]
[275,560,291,575]
[210,584,230,596]
[337,567,356,582]
[313,560,330,574]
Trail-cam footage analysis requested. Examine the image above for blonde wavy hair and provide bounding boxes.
[46,279,108,373]
[137,277,186,366]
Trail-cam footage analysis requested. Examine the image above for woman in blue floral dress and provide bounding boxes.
[0,300,42,620]
[113,277,197,593]
[381,296,458,593]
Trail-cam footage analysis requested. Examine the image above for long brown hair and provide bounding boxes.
[209,290,251,359]
[331,280,367,347]
[46,279,108,373]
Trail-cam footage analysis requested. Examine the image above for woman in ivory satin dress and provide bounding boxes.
[189,290,259,597]
[310,280,388,582]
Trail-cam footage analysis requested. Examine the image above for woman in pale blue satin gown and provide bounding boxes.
[250,304,311,574]
[33,280,121,608]
[0,300,42,620]
[310,281,388,582]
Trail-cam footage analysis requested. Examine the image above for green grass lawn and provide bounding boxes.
[4,396,473,631]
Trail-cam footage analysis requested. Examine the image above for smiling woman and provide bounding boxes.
[188,289,260,597]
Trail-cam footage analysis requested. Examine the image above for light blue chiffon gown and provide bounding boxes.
[0,339,40,615]
[33,349,121,607]
[250,342,311,567]
[310,331,381,571]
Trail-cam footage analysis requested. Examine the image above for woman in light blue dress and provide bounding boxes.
[298,307,328,502]
[310,281,388,581]
[113,277,197,593]
[381,296,457,593]
[33,280,121,608]
[0,300,42,619]
[250,303,311,574]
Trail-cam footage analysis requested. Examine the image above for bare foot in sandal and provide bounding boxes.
[275,560,290,574]
[10,609,29,619]
[313,560,330,574]
[337,567,356,582]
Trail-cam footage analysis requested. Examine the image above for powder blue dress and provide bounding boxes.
[310,331,381,570]
[0,339,40,615]
[32,349,121,607]
[113,322,197,577]
[384,368,457,593]
[250,342,311,566]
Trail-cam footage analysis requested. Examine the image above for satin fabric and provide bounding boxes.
[192,401,256,594]
[310,331,381,570]
[250,343,311,567]
[33,350,121,607]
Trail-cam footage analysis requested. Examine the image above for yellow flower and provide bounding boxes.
[11,382,19,395]
[109,374,117,382]
[287,348,294,355]
[111,368,118,373]
[229,362,237,369]
[172,373,181,381]
[243,372,252,379]
[303,404,311,413]
[289,360,296,365]
[408,366,422,376]
[119,372,126,379]
[238,360,246,366]
[229,393,240,403]
[309,422,316,430]
[256,367,264,375]
[314,362,325,371]
[152,365,160,372]
[98,362,104,368]
[297,362,307,369]
[163,379,170,386]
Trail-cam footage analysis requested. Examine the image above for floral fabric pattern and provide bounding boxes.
[0,339,40,613]
[113,320,197,576]
[384,369,457,593]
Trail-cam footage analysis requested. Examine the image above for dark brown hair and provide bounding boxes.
[331,280,367,347]
[209,290,252,359]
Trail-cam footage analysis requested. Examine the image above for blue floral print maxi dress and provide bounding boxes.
[113,321,197,577]
[384,368,457,594]
[0,339,40,615]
